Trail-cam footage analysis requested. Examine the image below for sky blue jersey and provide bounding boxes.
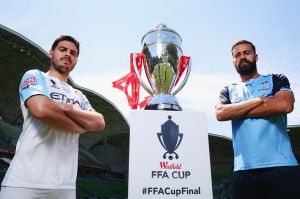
[219,74,298,171]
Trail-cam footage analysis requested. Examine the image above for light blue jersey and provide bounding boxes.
[219,74,298,171]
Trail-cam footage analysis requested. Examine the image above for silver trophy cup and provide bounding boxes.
[132,23,191,111]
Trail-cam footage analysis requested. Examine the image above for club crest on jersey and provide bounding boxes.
[259,81,269,90]
[21,76,37,89]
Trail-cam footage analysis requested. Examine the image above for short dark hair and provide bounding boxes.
[51,35,80,56]
[231,40,256,55]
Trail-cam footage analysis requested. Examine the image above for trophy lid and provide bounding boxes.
[141,23,182,48]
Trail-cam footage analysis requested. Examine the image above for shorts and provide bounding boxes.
[232,166,300,199]
[0,186,76,199]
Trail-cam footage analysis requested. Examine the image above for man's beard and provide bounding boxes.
[51,59,70,74]
[235,58,257,76]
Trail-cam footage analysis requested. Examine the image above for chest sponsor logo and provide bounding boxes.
[21,76,37,89]
[50,92,84,109]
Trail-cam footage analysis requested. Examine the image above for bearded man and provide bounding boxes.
[215,40,300,199]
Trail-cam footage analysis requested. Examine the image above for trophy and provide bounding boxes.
[113,23,191,110]
[132,23,191,111]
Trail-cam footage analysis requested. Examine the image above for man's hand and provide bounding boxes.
[216,90,294,121]
[247,90,294,117]
[64,106,105,132]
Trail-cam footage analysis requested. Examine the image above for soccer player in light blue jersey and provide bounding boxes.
[0,35,105,199]
[216,40,300,199]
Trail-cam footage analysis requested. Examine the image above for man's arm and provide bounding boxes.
[216,90,294,121]
[26,95,87,134]
[64,107,105,132]
[246,90,294,117]
[215,97,263,121]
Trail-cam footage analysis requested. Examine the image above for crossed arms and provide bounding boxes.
[26,95,105,134]
[215,90,294,121]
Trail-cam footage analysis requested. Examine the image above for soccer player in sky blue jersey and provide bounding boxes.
[0,35,105,199]
[216,40,300,199]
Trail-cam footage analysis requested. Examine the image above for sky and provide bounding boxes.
[1,0,300,138]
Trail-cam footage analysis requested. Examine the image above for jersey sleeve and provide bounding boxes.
[19,70,50,104]
[219,86,231,104]
[272,74,292,94]
[82,94,93,111]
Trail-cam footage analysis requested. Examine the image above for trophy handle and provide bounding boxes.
[157,133,167,150]
[171,56,191,96]
[174,133,183,151]
[132,53,155,95]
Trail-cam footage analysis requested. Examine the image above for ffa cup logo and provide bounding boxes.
[157,115,183,160]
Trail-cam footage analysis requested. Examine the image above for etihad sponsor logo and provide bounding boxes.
[50,92,84,109]
[21,76,37,89]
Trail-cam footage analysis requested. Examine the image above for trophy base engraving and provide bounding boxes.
[144,93,182,111]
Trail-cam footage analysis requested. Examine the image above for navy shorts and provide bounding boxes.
[232,166,300,199]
